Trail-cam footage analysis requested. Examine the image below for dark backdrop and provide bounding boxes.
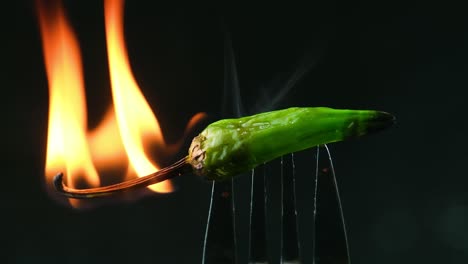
[5,1,468,263]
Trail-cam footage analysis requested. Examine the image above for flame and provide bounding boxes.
[37,0,205,207]
[104,0,170,192]
[38,1,100,194]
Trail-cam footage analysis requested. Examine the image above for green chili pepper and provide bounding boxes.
[54,107,395,198]
[188,107,394,181]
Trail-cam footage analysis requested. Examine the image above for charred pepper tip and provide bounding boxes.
[365,111,396,135]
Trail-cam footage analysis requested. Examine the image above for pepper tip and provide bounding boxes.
[365,111,396,134]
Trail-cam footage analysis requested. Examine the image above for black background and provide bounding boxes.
[5,0,468,263]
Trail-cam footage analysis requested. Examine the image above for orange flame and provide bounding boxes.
[105,0,171,192]
[38,1,101,195]
[37,0,204,207]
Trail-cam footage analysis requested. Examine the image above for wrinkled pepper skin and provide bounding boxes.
[188,107,394,181]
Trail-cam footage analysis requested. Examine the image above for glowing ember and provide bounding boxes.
[37,0,203,207]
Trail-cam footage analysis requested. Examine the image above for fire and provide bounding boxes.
[37,0,203,207]
[104,0,171,192]
[38,1,101,195]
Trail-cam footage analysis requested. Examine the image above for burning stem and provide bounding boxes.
[53,157,191,199]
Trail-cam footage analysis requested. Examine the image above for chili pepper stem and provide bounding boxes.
[54,157,190,199]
